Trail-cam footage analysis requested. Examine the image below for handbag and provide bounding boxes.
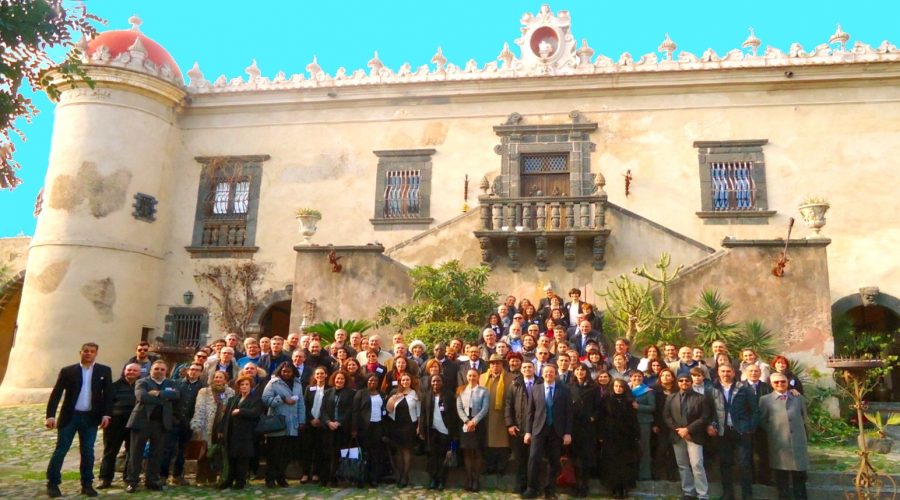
[442,439,459,468]
[337,440,365,483]
[556,454,576,487]
[185,440,207,461]
[255,414,286,435]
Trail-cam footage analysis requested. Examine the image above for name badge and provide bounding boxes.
[438,404,445,412]
[376,367,383,373]
[310,386,318,391]
[392,381,398,386]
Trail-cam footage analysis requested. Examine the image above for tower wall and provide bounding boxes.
[0,68,184,403]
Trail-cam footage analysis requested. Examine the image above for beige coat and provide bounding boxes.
[480,370,513,448]
[190,386,235,443]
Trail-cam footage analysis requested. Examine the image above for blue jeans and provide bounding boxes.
[47,412,98,486]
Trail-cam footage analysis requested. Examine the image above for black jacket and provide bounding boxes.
[663,390,712,444]
[109,377,137,418]
[46,363,114,428]
[126,377,180,431]
[351,390,386,433]
[321,387,354,430]
[525,382,574,437]
[173,377,205,425]
[504,375,540,430]
[419,388,459,445]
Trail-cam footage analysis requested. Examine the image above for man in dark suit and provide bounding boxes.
[457,343,487,387]
[504,360,539,494]
[568,320,606,357]
[522,364,573,499]
[664,373,712,500]
[744,364,772,485]
[291,349,313,388]
[125,360,180,493]
[714,363,759,500]
[45,342,114,498]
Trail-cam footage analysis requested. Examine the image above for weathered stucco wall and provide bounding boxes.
[0,76,183,403]
[0,237,30,274]
[666,239,833,369]
[290,246,413,337]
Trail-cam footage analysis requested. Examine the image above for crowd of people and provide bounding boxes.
[45,286,811,499]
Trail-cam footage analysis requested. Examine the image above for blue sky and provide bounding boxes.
[2,0,897,237]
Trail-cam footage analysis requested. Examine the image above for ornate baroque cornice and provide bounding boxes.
[183,5,900,95]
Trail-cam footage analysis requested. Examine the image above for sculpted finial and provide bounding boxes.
[187,62,205,85]
[576,39,594,65]
[658,33,677,61]
[368,51,384,75]
[306,55,322,78]
[432,47,447,71]
[498,42,515,68]
[245,59,260,81]
[829,24,850,52]
[128,14,142,33]
[742,27,761,56]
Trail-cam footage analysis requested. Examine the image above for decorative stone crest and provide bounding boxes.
[563,235,576,272]
[535,236,548,271]
[859,287,880,307]
[478,236,494,269]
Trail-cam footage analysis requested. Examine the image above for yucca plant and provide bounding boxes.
[729,320,777,362]
[303,319,373,344]
[691,289,738,352]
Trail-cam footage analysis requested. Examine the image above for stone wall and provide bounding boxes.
[666,238,833,369]
[291,245,413,336]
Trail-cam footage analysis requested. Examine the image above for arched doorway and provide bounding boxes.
[261,300,291,338]
[832,288,900,402]
[0,271,25,385]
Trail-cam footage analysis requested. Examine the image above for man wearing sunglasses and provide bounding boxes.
[664,374,712,500]
[759,372,809,500]
[124,341,159,378]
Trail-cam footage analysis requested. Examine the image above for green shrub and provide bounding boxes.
[408,322,480,348]
[805,370,856,445]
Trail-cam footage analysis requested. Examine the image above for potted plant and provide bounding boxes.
[798,196,830,238]
[295,208,322,245]
[862,411,900,453]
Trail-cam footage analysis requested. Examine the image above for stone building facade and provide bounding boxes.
[1,6,899,402]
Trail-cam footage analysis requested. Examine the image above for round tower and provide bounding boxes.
[0,17,185,402]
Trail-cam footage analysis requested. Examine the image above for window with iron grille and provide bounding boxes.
[382,169,421,218]
[188,156,268,257]
[372,149,435,226]
[521,153,569,173]
[694,140,774,223]
[709,161,755,210]
[164,307,209,349]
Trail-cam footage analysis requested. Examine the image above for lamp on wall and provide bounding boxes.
[183,291,194,305]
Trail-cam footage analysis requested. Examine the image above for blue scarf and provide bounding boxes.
[631,383,651,398]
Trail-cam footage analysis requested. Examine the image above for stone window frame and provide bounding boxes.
[370,148,436,227]
[186,155,269,258]
[693,139,776,225]
[492,113,598,198]
[163,307,209,349]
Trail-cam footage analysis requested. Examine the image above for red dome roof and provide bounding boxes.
[87,29,181,79]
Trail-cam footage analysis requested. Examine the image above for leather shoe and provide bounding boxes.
[521,489,539,499]
[276,479,289,487]
[46,485,62,498]
[125,484,137,494]
[81,485,99,497]
[265,480,277,488]
[96,480,112,490]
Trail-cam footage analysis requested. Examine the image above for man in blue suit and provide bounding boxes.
[522,364,574,500]
[713,363,759,500]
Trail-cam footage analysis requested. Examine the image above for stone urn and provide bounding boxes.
[798,199,830,238]
[295,209,321,245]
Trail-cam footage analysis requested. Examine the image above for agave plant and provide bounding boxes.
[303,319,373,343]
[691,289,739,351]
[729,320,777,362]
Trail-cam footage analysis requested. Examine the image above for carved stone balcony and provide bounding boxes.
[473,194,610,272]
